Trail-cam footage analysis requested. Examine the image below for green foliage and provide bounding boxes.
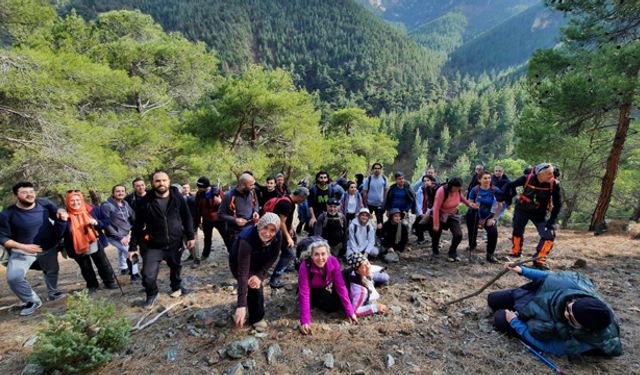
[30,290,130,373]
[409,12,467,55]
[66,0,443,114]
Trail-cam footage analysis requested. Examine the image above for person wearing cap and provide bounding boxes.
[267,187,310,289]
[229,213,288,330]
[314,198,348,257]
[298,239,357,335]
[384,172,416,219]
[295,178,311,235]
[347,208,379,258]
[377,208,408,254]
[497,163,562,270]
[194,176,224,261]
[345,252,389,317]
[488,263,621,357]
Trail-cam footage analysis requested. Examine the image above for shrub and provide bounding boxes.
[29,290,130,373]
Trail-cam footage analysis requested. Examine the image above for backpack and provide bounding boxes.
[518,166,555,210]
[471,185,498,205]
[351,222,371,247]
[322,212,345,229]
[366,175,388,191]
[262,196,292,214]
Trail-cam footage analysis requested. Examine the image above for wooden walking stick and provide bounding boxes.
[444,255,544,306]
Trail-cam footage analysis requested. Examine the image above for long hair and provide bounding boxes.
[443,177,463,201]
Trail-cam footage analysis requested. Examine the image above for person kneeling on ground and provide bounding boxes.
[377,208,408,254]
[488,262,621,357]
[347,208,379,258]
[298,239,357,335]
[345,252,389,317]
[229,213,287,329]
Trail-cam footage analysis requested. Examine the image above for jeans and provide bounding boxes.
[6,247,60,303]
[108,237,140,276]
[142,246,183,297]
[271,246,295,281]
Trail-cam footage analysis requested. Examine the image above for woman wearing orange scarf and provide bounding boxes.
[61,191,118,293]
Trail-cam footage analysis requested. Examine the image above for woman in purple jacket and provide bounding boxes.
[339,181,365,224]
[298,239,357,335]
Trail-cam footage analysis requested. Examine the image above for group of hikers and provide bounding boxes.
[0,162,621,358]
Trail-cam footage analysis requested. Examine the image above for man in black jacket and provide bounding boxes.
[129,170,195,308]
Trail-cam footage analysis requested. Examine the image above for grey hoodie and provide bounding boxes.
[100,197,135,240]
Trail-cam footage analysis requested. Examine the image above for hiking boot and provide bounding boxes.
[120,269,129,276]
[104,283,119,290]
[88,287,98,295]
[143,294,158,309]
[169,287,189,298]
[269,278,285,289]
[20,300,43,316]
[191,259,201,269]
[448,256,461,263]
[131,273,141,282]
[510,252,522,258]
[486,255,499,264]
[48,291,66,301]
[533,262,550,270]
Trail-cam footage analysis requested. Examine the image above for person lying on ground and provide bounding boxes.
[488,262,621,357]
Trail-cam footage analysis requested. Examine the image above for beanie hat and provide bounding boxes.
[196,176,210,188]
[347,251,367,270]
[571,297,612,331]
[257,212,281,231]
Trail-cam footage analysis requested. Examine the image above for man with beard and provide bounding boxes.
[0,182,67,316]
[275,173,290,196]
[101,184,139,280]
[125,177,147,210]
[219,173,260,252]
[308,171,342,228]
[129,170,195,308]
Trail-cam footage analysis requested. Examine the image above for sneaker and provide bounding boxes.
[416,239,425,245]
[169,287,189,298]
[269,278,285,289]
[104,283,119,290]
[486,255,499,264]
[510,252,522,258]
[88,287,98,295]
[191,259,201,269]
[143,294,158,309]
[448,256,461,262]
[48,291,66,301]
[20,300,43,316]
[120,269,129,276]
[533,262,550,270]
[131,273,141,282]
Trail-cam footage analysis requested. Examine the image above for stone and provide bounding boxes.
[385,354,395,368]
[390,305,402,314]
[573,258,587,268]
[302,348,313,357]
[266,343,282,365]
[242,359,256,369]
[225,337,259,359]
[354,370,366,375]
[224,362,244,375]
[23,335,39,347]
[410,274,428,281]
[21,364,45,375]
[166,329,176,338]
[254,332,268,338]
[323,353,335,369]
[383,252,400,263]
[206,354,220,366]
[165,350,178,362]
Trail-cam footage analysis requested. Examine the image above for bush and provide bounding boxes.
[29,290,130,373]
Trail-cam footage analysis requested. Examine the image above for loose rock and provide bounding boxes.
[266,343,282,364]
[224,362,244,375]
[21,364,45,375]
[323,353,335,369]
[225,337,259,359]
[573,258,588,268]
[410,274,428,281]
[386,354,395,368]
[384,252,400,263]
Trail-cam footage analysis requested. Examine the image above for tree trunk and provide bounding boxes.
[229,119,245,151]
[589,100,632,231]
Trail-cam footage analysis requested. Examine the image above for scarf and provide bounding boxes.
[394,221,402,244]
[65,192,97,255]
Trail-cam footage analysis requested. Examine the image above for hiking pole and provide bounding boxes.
[444,255,544,306]
[519,339,570,375]
[111,267,126,296]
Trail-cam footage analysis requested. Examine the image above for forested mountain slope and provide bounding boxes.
[65,0,445,113]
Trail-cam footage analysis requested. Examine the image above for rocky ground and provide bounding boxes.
[0,226,638,375]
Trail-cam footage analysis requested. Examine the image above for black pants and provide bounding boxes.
[511,208,554,258]
[414,215,431,241]
[487,289,516,333]
[202,221,223,258]
[466,211,498,256]
[246,286,265,324]
[74,246,115,289]
[310,287,342,313]
[368,205,385,226]
[428,215,463,256]
[222,224,244,253]
[142,247,183,296]
[271,244,295,281]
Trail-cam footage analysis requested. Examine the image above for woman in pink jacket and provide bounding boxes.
[430,177,478,262]
[298,239,357,335]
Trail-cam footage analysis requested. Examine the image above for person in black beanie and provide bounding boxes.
[487,262,621,357]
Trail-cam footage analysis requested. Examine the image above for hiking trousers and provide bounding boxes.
[6,247,60,303]
[142,246,183,296]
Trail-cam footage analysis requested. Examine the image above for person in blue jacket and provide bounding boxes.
[467,171,502,263]
[488,262,622,357]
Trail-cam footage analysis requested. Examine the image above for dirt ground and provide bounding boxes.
[0,226,638,375]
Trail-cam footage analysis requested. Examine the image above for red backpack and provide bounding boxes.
[262,196,292,214]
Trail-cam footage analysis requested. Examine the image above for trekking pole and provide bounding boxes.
[519,339,570,375]
[111,267,126,296]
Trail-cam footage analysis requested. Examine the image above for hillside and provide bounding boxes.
[445,4,564,76]
[65,0,445,113]
[409,12,467,55]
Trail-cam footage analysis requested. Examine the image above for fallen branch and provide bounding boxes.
[444,256,544,306]
[131,302,182,332]
[0,304,18,312]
